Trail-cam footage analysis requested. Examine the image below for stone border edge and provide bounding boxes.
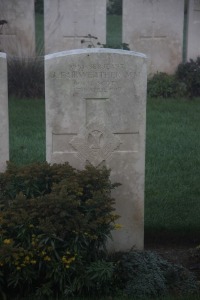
[45,48,147,61]
[0,52,7,59]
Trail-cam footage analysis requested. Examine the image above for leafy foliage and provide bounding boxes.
[175,57,200,98]
[85,260,115,295]
[0,163,120,298]
[35,0,43,14]
[115,251,199,298]
[0,162,75,200]
[103,43,130,50]
[107,0,122,15]
[147,72,186,98]
[7,56,44,99]
[0,163,199,299]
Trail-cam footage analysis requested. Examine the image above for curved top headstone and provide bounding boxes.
[0,52,6,58]
[0,0,35,56]
[45,48,147,251]
[44,0,107,54]
[45,48,147,60]
[123,0,185,74]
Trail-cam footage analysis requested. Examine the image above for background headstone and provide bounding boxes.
[123,0,185,74]
[187,0,200,60]
[0,52,9,172]
[45,48,147,251]
[0,0,35,56]
[44,0,107,54]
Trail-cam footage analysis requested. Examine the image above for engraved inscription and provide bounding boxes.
[70,120,122,166]
[140,21,166,40]
[49,63,136,94]
[50,70,120,79]
[49,70,135,80]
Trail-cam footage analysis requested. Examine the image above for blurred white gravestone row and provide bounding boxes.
[44,0,107,54]
[123,0,185,74]
[0,0,199,70]
[0,53,9,172]
[45,48,147,251]
[0,0,35,56]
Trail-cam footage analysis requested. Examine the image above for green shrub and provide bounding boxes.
[35,0,43,14]
[7,55,44,99]
[107,0,122,15]
[147,72,185,98]
[176,57,200,98]
[0,162,75,200]
[115,251,199,298]
[0,163,120,298]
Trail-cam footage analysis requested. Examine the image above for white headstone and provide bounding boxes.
[44,0,107,54]
[0,52,9,172]
[45,48,147,251]
[123,0,185,74]
[0,0,35,56]
[187,0,200,60]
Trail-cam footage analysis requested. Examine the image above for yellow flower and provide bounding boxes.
[31,260,37,264]
[61,255,75,265]
[114,223,123,230]
[43,256,51,261]
[65,265,70,269]
[25,256,30,261]
[3,239,12,245]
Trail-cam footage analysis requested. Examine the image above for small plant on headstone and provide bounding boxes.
[103,42,130,50]
[81,34,130,50]
[81,34,101,48]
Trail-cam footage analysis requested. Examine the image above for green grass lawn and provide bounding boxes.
[8,97,200,244]
[9,97,45,166]
[145,98,200,244]
[106,15,122,48]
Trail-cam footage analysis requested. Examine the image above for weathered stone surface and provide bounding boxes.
[187,0,200,60]
[123,0,185,74]
[0,53,9,172]
[0,0,35,56]
[44,0,106,54]
[45,48,147,251]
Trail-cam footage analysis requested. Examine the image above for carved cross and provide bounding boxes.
[68,98,139,167]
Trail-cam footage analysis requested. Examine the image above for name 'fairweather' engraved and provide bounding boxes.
[69,120,122,166]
